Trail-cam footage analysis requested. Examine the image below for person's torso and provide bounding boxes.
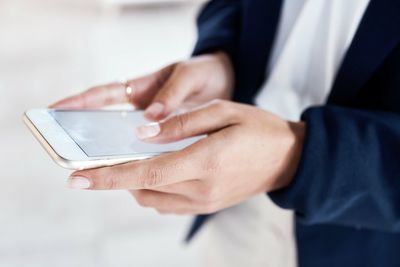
[192,0,400,267]
[233,0,400,266]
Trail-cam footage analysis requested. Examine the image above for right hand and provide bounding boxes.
[49,52,234,121]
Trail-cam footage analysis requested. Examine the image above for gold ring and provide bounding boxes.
[120,79,134,101]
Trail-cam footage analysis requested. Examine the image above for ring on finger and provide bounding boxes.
[120,79,135,101]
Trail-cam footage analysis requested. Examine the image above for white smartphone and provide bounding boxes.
[23,109,202,170]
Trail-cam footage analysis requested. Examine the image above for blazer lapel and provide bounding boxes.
[328,0,400,105]
[233,0,283,104]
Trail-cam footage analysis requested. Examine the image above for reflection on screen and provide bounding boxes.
[50,110,199,157]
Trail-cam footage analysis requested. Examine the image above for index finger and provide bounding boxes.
[68,150,201,190]
[49,82,128,109]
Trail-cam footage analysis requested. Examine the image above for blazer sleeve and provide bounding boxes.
[192,0,241,60]
[269,105,400,233]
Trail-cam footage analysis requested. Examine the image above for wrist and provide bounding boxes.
[212,51,235,99]
[273,121,306,190]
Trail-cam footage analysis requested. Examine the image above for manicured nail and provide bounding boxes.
[145,102,164,118]
[135,122,161,139]
[67,176,91,189]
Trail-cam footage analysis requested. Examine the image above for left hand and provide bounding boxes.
[68,100,305,215]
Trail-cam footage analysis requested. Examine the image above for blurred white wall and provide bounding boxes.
[0,0,205,266]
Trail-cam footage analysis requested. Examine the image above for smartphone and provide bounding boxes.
[23,109,202,170]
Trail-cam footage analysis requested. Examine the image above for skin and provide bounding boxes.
[50,52,234,121]
[50,53,305,215]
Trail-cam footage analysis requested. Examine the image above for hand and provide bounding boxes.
[50,52,234,121]
[67,100,305,215]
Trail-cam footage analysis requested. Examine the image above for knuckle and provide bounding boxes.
[208,98,224,108]
[209,99,236,118]
[210,98,227,107]
[202,155,221,174]
[139,167,166,188]
[219,101,238,119]
[202,201,219,214]
[103,170,120,190]
[198,184,219,204]
[215,100,242,123]
[173,113,189,136]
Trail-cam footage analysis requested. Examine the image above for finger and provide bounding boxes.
[137,100,241,143]
[144,65,194,121]
[68,151,200,190]
[130,190,194,214]
[127,64,176,109]
[147,180,218,205]
[49,83,127,109]
[147,179,200,194]
[49,64,175,109]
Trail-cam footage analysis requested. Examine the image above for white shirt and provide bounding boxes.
[196,1,370,267]
[256,0,370,120]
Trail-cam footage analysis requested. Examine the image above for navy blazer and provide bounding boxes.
[187,1,400,266]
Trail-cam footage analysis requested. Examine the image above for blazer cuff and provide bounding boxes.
[268,107,320,219]
[192,37,236,61]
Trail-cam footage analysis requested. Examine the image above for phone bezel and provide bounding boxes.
[23,109,160,170]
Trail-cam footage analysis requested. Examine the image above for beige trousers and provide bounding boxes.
[194,195,297,267]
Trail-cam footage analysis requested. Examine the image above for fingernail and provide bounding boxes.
[135,122,161,139]
[145,102,164,118]
[67,176,91,189]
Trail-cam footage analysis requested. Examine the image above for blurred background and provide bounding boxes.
[0,0,207,266]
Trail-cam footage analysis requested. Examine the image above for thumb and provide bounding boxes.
[144,66,194,121]
[137,100,240,144]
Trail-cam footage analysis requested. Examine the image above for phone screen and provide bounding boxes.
[49,110,199,157]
